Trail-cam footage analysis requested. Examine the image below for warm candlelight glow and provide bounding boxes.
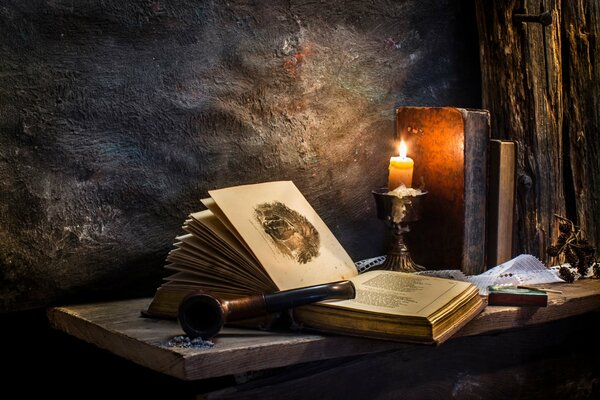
[399,140,407,158]
[388,139,414,190]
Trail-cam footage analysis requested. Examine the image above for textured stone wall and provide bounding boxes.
[0,0,480,311]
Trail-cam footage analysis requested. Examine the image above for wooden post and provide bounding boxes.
[475,0,599,262]
[561,1,600,253]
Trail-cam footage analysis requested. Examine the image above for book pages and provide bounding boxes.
[327,270,469,318]
[208,181,357,290]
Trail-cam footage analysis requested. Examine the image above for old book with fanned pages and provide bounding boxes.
[146,181,485,344]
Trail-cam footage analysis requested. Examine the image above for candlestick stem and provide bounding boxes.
[379,224,425,272]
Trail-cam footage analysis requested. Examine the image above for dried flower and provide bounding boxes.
[593,264,600,279]
[546,215,596,281]
[559,222,572,233]
[558,266,575,283]
[546,245,561,257]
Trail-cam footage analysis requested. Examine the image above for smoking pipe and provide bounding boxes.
[178,280,356,339]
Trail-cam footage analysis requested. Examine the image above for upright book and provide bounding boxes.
[397,107,490,274]
[147,181,485,344]
[486,140,516,267]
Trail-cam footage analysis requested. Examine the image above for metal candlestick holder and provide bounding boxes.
[372,188,428,272]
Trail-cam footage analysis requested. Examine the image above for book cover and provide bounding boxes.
[147,181,485,344]
[396,107,490,274]
[487,285,548,307]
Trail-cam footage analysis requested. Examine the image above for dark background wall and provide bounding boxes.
[0,0,480,312]
[1,1,482,397]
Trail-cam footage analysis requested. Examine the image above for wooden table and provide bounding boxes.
[48,280,600,390]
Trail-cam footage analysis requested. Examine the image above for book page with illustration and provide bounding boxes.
[206,181,357,290]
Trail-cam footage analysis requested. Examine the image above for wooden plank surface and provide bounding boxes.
[48,279,600,381]
[205,312,600,400]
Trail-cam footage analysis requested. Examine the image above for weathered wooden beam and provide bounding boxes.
[476,0,599,261]
[561,1,600,248]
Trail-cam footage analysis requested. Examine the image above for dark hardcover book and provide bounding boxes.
[397,107,490,274]
[487,286,548,307]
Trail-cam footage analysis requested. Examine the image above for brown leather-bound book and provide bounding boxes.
[396,107,490,274]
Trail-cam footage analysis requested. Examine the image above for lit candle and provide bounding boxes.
[388,140,414,190]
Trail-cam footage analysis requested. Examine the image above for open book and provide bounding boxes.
[146,181,484,344]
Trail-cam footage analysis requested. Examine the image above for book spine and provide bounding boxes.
[486,140,516,267]
[461,109,491,275]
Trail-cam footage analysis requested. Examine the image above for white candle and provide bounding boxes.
[388,140,414,190]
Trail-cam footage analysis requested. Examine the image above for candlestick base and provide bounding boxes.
[372,188,428,273]
[378,225,425,272]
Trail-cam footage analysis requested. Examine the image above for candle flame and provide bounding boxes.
[399,140,408,159]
